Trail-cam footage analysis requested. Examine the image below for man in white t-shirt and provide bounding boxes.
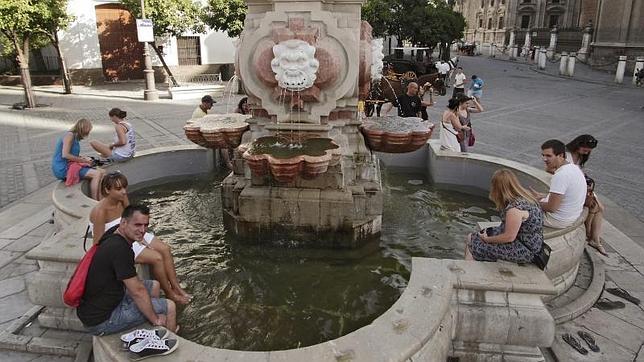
[452,67,467,98]
[535,139,587,228]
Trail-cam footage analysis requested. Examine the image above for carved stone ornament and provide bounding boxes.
[271,39,320,91]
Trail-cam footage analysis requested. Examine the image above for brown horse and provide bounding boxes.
[365,73,445,117]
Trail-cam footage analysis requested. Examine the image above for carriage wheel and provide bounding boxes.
[402,71,417,80]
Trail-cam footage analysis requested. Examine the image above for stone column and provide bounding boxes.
[523,29,532,59]
[547,26,558,59]
[559,52,569,75]
[633,57,644,85]
[577,22,593,62]
[567,52,576,77]
[508,27,516,48]
[538,47,547,70]
[615,55,627,84]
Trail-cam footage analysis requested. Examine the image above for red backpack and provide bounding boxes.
[63,243,98,308]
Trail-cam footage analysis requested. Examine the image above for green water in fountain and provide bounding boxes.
[130,170,496,351]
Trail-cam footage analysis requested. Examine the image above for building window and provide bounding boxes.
[501,0,505,4]
[487,18,493,29]
[498,16,504,29]
[551,0,560,3]
[520,15,530,28]
[490,0,494,6]
[481,0,485,8]
[177,36,201,65]
[479,18,483,28]
[549,14,559,28]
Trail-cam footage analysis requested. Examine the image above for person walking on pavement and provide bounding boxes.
[452,67,467,98]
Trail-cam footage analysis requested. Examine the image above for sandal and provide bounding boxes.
[606,287,641,305]
[578,331,600,352]
[588,241,608,256]
[595,298,625,310]
[562,333,588,355]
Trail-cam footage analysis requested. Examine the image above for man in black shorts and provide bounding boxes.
[397,82,432,118]
[77,205,178,335]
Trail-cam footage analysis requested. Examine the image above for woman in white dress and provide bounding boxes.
[440,97,470,152]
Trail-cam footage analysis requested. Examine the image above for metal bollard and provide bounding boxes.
[633,57,644,85]
[559,52,569,76]
[490,43,495,57]
[538,47,547,70]
[567,52,576,77]
[510,45,518,60]
[615,55,627,84]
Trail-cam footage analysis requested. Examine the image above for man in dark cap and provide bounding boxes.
[192,95,215,118]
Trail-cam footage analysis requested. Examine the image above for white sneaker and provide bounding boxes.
[120,328,169,350]
[128,337,179,360]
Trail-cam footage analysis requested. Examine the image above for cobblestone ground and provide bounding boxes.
[425,55,644,223]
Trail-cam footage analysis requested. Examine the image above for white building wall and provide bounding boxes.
[58,0,236,71]
[57,0,108,70]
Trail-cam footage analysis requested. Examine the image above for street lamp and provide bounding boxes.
[140,0,158,101]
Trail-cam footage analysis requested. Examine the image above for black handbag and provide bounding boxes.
[531,242,551,270]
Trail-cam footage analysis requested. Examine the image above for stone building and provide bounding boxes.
[454,0,583,46]
[587,0,644,66]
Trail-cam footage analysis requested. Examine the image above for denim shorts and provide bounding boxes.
[108,152,133,162]
[85,280,168,336]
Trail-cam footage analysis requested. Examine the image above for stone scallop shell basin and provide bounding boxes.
[242,136,340,183]
[184,113,251,149]
[361,116,434,153]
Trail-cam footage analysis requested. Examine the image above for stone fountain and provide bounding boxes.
[182,0,433,246]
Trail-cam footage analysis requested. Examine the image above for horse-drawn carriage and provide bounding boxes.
[364,56,458,117]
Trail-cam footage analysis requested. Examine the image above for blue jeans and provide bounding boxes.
[85,280,168,336]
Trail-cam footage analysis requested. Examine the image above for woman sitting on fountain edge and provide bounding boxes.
[465,169,544,263]
[89,172,191,304]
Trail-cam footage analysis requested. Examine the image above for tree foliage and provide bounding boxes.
[203,0,246,38]
[362,0,465,49]
[0,0,73,105]
[120,0,205,37]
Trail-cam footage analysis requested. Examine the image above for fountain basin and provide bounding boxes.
[184,114,251,149]
[361,116,434,153]
[242,136,340,183]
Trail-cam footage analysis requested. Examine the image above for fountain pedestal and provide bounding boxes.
[223,0,384,245]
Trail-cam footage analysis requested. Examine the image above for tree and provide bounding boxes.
[364,0,465,61]
[35,0,74,94]
[0,0,41,107]
[203,0,246,38]
[120,0,206,85]
[0,0,74,107]
[362,0,406,45]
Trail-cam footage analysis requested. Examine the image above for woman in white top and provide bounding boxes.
[440,97,470,152]
[90,108,136,162]
[89,172,191,304]
[566,135,607,255]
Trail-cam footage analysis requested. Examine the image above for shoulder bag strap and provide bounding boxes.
[83,225,90,252]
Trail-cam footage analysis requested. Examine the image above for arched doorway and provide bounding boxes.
[95,4,144,81]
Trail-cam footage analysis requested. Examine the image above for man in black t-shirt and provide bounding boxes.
[397,82,432,118]
[77,205,177,335]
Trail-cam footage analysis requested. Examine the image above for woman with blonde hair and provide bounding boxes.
[51,119,105,200]
[465,169,544,263]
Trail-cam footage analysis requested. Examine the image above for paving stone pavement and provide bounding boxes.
[0,57,643,361]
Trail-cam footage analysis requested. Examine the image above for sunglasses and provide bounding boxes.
[581,137,598,148]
